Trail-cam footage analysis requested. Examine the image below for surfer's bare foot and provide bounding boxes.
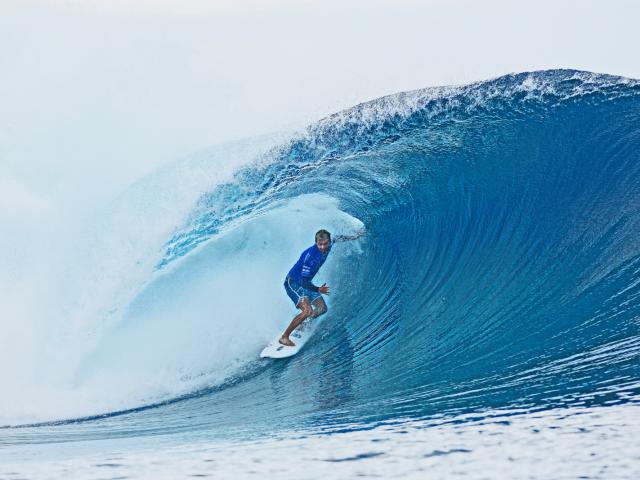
[279,337,295,347]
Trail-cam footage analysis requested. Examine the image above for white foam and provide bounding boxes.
[0,134,285,424]
[0,188,363,424]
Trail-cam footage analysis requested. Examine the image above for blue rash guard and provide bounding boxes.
[287,243,331,292]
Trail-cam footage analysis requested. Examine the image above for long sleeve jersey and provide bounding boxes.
[287,243,331,292]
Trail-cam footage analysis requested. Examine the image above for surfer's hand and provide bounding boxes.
[318,283,330,295]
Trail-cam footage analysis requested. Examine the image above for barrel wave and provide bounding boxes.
[2,69,640,449]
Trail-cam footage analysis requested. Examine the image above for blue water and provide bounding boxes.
[2,70,640,476]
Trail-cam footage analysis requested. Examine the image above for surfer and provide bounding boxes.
[280,229,361,346]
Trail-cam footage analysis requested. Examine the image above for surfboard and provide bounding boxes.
[260,319,322,359]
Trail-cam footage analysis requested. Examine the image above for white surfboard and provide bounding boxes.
[260,319,322,359]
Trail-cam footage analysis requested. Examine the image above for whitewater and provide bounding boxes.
[1,69,639,479]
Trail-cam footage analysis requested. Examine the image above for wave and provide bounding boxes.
[3,70,640,439]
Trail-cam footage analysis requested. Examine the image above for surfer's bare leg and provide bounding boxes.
[310,296,328,318]
[280,297,312,346]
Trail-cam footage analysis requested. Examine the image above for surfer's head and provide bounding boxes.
[315,229,332,254]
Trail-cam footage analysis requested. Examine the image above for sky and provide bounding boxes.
[1,0,639,210]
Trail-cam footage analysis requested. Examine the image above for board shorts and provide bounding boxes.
[284,276,322,307]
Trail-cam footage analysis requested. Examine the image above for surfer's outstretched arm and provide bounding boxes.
[333,228,365,243]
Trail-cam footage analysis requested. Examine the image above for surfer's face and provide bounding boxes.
[316,237,331,254]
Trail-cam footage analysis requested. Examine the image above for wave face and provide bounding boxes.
[3,70,640,443]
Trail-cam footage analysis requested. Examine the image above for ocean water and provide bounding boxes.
[1,69,640,479]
